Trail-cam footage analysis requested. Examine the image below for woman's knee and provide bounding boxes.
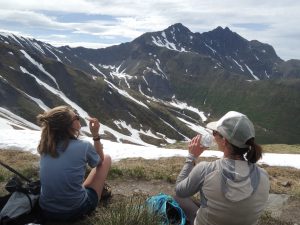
[96,154,111,172]
[103,154,111,166]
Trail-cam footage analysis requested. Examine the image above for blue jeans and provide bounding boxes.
[43,187,99,221]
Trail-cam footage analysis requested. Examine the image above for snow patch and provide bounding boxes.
[177,117,207,134]
[89,63,106,78]
[20,50,60,88]
[169,100,207,122]
[0,107,40,130]
[0,124,300,169]
[151,35,188,52]
[104,79,148,109]
[44,45,62,62]
[245,64,260,80]
[32,42,45,54]
[232,58,244,72]
[265,70,270,78]
[160,118,189,140]
[204,42,217,54]
[22,92,50,111]
[142,76,148,85]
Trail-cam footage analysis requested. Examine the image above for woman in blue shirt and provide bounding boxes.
[37,105,111,221]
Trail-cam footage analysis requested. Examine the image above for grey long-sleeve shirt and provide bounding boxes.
[175,155,269,225]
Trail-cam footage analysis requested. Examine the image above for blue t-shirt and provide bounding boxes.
[39,139,100,213]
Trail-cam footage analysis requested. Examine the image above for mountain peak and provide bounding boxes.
[203,25,246,44]
[0,23,298,145]
[166,23,191,34]
[212,26,233,34]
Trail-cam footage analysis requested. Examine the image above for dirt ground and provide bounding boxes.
[109,178,175,196]
[108,179,300,224]
[1,149,299,224]
[280,196,300,224]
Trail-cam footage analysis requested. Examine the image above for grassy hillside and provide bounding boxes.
[166,142,300,154]
[0,148,299,224]
[166,55,300,144]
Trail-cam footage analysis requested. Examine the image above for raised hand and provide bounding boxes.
[86,117,100,137]
[188,134,208,158]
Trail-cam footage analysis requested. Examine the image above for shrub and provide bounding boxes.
[89,196,161,225]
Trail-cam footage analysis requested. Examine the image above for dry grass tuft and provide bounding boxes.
[0,148,299,225]
[262,144,300,154]
[165,142,300,154]
[262,165,300,197]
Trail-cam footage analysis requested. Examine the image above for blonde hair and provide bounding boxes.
[37,105,77,157]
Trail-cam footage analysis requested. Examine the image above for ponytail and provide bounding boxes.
[229,137,262,163]
[37,105,75,157]
[245,138,262,163]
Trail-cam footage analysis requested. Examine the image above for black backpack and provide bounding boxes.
[0,161,43,225]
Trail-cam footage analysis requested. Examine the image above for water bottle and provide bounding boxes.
[200,133,215,148]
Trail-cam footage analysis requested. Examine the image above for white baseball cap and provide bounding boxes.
[206,111,255,148]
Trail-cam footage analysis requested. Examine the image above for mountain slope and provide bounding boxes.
[0,24,299,145]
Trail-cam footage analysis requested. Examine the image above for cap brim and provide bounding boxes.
[206,121,218,131]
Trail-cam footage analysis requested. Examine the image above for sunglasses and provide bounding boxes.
[212,130,222,137]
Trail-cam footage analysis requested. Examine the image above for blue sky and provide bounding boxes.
[0,0,299,60]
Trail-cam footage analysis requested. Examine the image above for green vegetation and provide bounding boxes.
[164,141,188,149]
[48,196,162,225]
[165,53,300,145]
[165,141,300,154]
[262,144,300,154]
[0,148,299,224]
[91,196,161,225]
[108,157,188,183]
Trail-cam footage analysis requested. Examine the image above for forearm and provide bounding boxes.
[175,154,204,197]
[93,135,104,161]
[176,135,207,197]
[176,154,195,184]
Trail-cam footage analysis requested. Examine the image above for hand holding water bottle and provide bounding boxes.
[200,133,215,148]
[188,133,214,158]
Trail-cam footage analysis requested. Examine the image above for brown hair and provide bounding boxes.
[230,138,262,163]
[37,105,77,157]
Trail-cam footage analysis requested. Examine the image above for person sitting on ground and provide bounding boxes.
[175,111,270,225]
[37,105,111,221]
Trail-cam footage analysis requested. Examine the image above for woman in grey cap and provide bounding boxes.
[175,111,270,225]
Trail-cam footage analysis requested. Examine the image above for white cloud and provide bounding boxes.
[41,39,119,49]
[0,28,24,36]
[48,34,68,39]
[37,37,118,49]
[0,0,97,13]
[0,9,77,30]
[0,0,299,59]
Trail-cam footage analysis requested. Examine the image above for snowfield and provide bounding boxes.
[0,128,299,169]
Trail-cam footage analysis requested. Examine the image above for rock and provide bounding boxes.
[280,181,292,187]
[279,196,300,224]
[265,193,289,218]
